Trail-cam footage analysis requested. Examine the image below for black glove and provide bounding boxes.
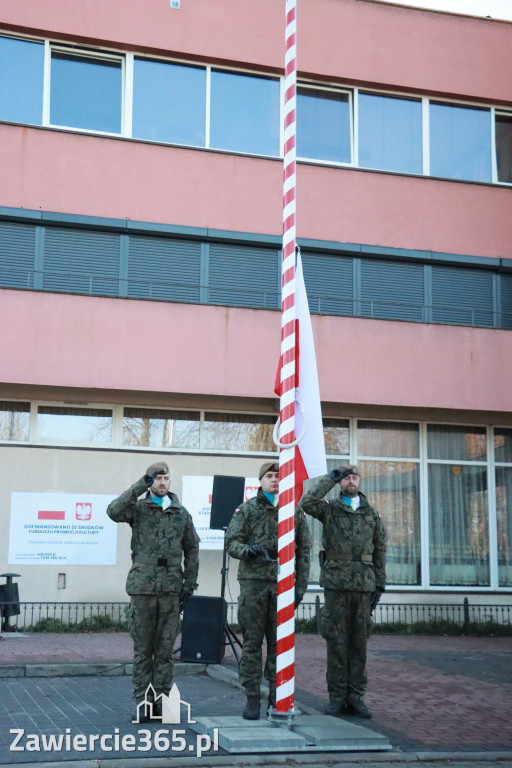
[143,471,159,488]
[294,592,303,609]
[267,548,278,561]
[370,587,384,614]
[179,588,192,613]
[329,467,351,483]
[247,543,266,558]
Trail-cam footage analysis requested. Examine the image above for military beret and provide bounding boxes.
[338,464,360,479]
[259,461,279,480]
[146,461,170,476]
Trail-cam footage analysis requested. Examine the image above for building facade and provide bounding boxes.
[0,0,511,606]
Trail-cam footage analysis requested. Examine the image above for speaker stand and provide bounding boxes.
[221,529,242,664]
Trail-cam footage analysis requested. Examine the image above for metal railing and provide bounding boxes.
[1,598,511,634]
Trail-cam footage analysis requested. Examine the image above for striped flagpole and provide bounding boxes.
[276,0,298,716]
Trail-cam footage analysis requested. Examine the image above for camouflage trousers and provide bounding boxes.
[321,589,371,705]
[129,593,180,701]
[237,580,277,697]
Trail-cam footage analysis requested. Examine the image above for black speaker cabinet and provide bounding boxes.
[210,475,245,530]
[180,596,227,664]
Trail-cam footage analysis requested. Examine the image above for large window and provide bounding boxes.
[429,102,492,183]
[358,421,421,586]
[123,408,200,449]
[428,425,489,586]
[496,113,512,184]
[133,59,206,146]
[0,35,44,125]
[36,406,113,443]
[0,401,30,441]
[297,86,351,163]
[358,92,422,174]
[203,412,276,451]
[495,428,512,587]
[50,50,122,133]
[210,70,280,156]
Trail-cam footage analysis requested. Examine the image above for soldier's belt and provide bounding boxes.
[133,555,181,567]
[327,554,373,563]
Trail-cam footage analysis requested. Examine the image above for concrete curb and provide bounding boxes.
[0,749,510,768]
[0,661,205,678]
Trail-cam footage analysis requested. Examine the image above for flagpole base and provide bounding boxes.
[267,705,299,727]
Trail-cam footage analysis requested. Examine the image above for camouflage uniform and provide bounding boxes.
[297,474,386,708]
[107,477,199,701]
[226,488,311,697]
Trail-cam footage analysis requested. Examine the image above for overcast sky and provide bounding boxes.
[379,0,512,20]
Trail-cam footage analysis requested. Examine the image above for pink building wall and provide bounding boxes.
[0,0,511,103]
[1,123,511,259]
[1,288,511,413]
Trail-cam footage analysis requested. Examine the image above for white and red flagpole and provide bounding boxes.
[276,0,298,715]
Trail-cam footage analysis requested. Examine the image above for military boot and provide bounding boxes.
[347,698,372,718]
[243,695,261,720]
[267,689,276,711]
[324,700,346,717]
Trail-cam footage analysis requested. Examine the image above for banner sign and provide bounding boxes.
[8,493,117,565]
[182,476,259,550]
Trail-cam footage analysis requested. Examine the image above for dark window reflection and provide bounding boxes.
[496,113,512,184]
[297,87,351,163]
[133,58,206,146]
[50,52,122,133]
[430,102,491,182]
[210,70,279,156]
[0,36,44,124]
[358,92,422,174]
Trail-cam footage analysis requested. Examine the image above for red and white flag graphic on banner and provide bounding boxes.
[275,249,327,503]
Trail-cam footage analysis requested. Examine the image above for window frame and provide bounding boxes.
[296,80,354,166]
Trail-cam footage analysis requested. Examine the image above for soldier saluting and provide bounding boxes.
[226,461,311,720]
[107,461,199,722]
[297,465,386,719]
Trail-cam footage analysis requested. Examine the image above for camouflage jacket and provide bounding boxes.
[225,488,311,595]
[107,477,200,596]
[297,474,386,593]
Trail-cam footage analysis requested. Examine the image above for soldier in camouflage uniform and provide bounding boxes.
[107,461,199,722]
[226,461,311,720]
[297,465,386,719]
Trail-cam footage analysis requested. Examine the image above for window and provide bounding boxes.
[431,265,494,327]
[210,70,279,156]
[429,102,492,182]
[203,412,276,451]
[0,221,36,289]
[360,260,425,322]
[0,35,44,125]
[43,228,120,297]
[323,418,350,456]
[495,428,512,588]
[208,243,280,309]
[495,113,512,184]
[37,406,113,442]
[128,235,201,303]
[50,50,122,133]
[297,86,351,163]
[133,58,206,146]
[0,401,30,441]
[358,421,420,586]
[358,92,422,174]
[123,408,200,449]
[428,425,489,586]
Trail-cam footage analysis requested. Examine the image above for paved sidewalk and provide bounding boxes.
[0,630,511,762]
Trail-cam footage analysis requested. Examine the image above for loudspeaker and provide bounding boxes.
[210,475,245,530]
[180,596,227,664]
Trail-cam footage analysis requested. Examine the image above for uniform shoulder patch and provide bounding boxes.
[234,507,240,514]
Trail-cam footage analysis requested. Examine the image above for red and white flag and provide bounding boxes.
[275,249,327,503]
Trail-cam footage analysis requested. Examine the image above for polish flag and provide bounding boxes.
[275,249,327,503]
[38,511,65,520]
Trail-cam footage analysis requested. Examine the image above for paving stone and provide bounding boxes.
[217,725,307,752]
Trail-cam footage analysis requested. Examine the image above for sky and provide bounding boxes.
[378,0,512,20]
